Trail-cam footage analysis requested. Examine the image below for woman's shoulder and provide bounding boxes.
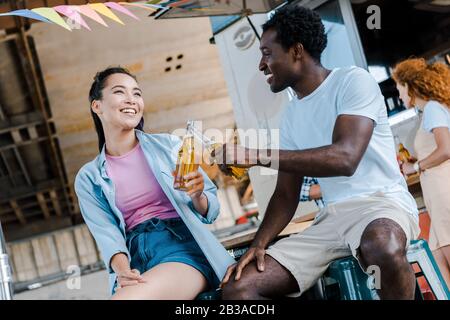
[423,100,449,120]
[74,156,102,189]
[422,100,450,132]
[424,100,449,113]
[137,131,182,148]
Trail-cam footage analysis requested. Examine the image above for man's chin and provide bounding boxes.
[269,83,285,93]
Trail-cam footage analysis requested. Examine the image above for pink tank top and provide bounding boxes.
[105,143,179,231]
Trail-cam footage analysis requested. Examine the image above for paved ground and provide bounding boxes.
[14,270,110,300]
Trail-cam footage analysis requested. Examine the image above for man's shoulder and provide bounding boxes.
[335,66,372,83]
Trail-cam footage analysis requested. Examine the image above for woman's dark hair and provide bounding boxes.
[262,5,327,62]
[88,67,145,152]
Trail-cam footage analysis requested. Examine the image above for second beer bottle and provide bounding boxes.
[173,120,199,191]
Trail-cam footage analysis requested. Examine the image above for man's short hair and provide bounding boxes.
[262,5,327,62]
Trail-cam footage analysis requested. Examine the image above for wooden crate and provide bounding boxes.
[31,236,62,277]
[54,230,80,271]
[9,242,38,282]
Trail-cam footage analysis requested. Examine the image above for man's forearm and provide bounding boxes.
[251,194,299,249]
[257,145,358,177]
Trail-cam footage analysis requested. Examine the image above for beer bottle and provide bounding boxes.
[173,121,199,191]
[394,135,412,163]
[189,123,248,180]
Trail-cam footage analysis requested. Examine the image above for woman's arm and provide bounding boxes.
[111,253,146,288]
[417,127,450,171]
[184,171,208,216]
[169,134,219,223]
[74,171,130,273]
[111,253,130,274]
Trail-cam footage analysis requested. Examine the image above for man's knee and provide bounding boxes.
[358,218,408,268]
[222,276,256,300]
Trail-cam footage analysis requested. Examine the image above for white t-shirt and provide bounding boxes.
[422,100,450,132]
[279,66,418,217]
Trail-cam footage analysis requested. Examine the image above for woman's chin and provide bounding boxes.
[118,121,140,130]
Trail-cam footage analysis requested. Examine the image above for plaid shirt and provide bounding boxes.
[300,177,325,209]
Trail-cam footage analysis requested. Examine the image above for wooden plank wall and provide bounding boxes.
[7,224,101,284]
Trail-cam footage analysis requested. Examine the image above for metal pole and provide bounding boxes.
[0,220,13,300]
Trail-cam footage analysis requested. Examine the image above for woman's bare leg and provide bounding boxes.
[432,247,450,289]
[111,262,209,300]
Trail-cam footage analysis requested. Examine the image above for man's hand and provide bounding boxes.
[116,269,146,290]
[220,246,266,287]
[211,143,256,175]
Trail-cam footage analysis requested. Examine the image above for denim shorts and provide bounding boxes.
[118,217,218,291]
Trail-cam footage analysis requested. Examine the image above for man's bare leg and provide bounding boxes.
[222,255,299,300]
[358,218,415,300]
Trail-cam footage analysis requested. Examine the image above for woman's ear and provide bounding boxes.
[91,100,102,115]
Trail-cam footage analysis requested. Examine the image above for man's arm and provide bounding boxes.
[258,115,375,177]
[220,171,302,283]
[251,171,303,249]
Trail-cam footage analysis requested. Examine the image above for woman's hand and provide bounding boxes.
[184,171,205,199]
[172,170,209,215]
[401,161,417,176]
[116,269,146,290]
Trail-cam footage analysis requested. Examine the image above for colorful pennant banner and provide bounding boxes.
[0,1,175,31]
[0,1,222,31]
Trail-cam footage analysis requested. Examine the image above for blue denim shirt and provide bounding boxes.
[74,130,235,293]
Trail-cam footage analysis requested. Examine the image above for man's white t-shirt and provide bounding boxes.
[279,66,418,218]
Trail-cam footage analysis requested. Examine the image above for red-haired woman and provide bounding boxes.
[393,58,450,287]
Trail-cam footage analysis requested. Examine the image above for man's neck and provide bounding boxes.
[292,63,331,99]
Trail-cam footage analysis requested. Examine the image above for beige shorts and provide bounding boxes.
[265,193,420,296]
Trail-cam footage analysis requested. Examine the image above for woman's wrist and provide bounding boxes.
[111,252,130,274]
[413,160,423,173]
[191,192,208,216]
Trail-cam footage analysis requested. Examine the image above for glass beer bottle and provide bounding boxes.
[173,121,199,191]
[189,124,248,180]
[394,135,412,163]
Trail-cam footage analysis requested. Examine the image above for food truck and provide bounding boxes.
[0,0,449,300]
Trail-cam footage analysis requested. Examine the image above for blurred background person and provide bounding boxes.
[393,58,450,287]
[300,177,324,210]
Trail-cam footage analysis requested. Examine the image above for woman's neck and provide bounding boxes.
[104,128,138,156]
[415,97,429,110]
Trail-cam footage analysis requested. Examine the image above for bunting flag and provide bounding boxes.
[105,2,140,20]
[88,3,124,25]
[0,1,207,31]
[118,2,160,12]
[75,4,108,27]
[31,7,72,31]
[0,9,51,23]
[54,5,91,30]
